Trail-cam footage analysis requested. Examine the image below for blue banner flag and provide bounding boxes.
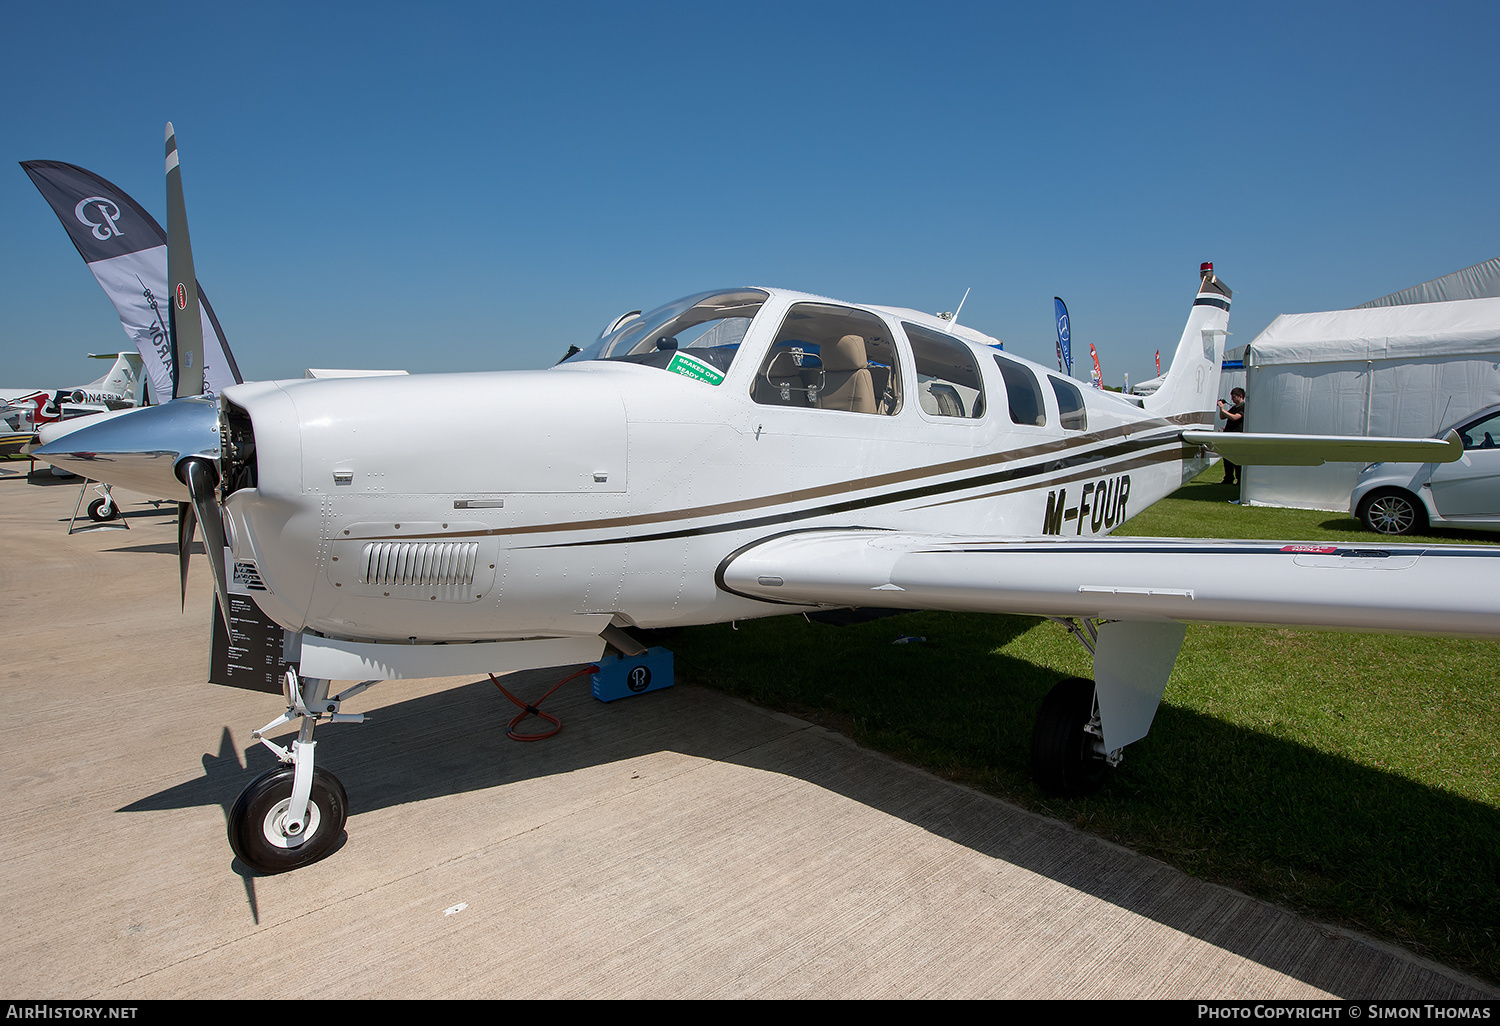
[1053,297,1072,375]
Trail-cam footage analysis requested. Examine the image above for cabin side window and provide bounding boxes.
[901,322,986,419]
[992,354,1047,426]
[752,303,901,415]
[1049,375,1087,431]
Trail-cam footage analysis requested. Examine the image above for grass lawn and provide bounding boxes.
[668,470,1500,984]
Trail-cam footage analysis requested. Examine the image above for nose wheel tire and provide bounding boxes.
[1030,676,1110,796]
[1360,491,1425,536]
[87,497,118,522]
[228,766,348,874]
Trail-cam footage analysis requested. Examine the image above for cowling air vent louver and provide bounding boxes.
[361,542,480,588]
[232,560,266,591]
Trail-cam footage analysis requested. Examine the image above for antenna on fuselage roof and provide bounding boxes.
[936,287,971,329]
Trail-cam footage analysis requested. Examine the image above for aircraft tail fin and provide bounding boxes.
[1141,264,1231,423]
[76,352,144,407]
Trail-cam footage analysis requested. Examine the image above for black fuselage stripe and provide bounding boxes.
[534,433,1187,548]
[379,413,1219,545]
[912,443,1192,510]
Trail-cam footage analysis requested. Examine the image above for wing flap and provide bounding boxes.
[1181,429,1462,466]
[719,530,1500,638]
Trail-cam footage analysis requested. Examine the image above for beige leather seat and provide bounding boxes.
[820,335,876,413]
[927,382,965,418]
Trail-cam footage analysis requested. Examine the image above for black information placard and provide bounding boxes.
[208,592,291,694]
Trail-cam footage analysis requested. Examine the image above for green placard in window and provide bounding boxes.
[666,352,725,385]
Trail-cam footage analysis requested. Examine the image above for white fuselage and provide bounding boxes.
[222,289,1217,644]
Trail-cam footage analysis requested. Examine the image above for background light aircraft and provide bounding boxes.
[1,350,144,420]
[1,350,144,466]
[34,128,1500,876]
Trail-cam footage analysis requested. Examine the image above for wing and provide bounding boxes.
[1182,428,1462,466]
[720,530,1500,751]
[719,529,1500,638]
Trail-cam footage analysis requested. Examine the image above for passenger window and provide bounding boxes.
[1049,376,1087,431]
[902,323,985,419]
[753,303,901,414]
[993,354,1046,426]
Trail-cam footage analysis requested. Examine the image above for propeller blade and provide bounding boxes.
[165,123,205,399]
[177,500,197,612]
[178,457,231,631]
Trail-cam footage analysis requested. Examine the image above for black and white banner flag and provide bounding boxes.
[21,160,242,401]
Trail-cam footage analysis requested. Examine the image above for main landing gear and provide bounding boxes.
[1029,617,1129,797]
[1030,676,1112,796]
[228,670,377,874]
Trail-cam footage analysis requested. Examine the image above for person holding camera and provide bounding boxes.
[1216,387,1245,485]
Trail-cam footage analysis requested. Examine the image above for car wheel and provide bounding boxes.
[1359,490,1426,535]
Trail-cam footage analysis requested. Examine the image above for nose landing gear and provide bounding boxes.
[228,764,348,873]
[228,670,374,874]
[87,493,118,522]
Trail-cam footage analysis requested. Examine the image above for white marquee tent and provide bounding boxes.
[1241,294,1500,511]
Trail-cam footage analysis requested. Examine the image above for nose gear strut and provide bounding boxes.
[227,669,377,874]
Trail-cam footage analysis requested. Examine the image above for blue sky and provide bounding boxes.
[3,1,1497,390]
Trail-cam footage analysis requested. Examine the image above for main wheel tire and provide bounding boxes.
[228,766,348,874]
[1359,490,1425,535]
[1030,677,1109,797]
[87,497,118,522]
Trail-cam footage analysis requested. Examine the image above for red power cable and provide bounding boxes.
[489,664,599,741]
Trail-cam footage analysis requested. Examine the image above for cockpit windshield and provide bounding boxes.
[564,289,769,383]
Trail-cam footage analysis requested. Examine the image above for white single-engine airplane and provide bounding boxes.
[34,127,1500,875]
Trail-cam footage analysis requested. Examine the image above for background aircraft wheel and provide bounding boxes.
[87,497,118,522]
[228,766,348,874]
[1030,676,1109,796]
[1359,490,1425,535]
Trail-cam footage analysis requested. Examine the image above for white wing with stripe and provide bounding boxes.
[720,530,1500,637]
[720,530,1500,751]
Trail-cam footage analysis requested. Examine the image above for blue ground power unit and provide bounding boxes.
[591,646,674,702]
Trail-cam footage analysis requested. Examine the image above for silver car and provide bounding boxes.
[1351,403,1500,535]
